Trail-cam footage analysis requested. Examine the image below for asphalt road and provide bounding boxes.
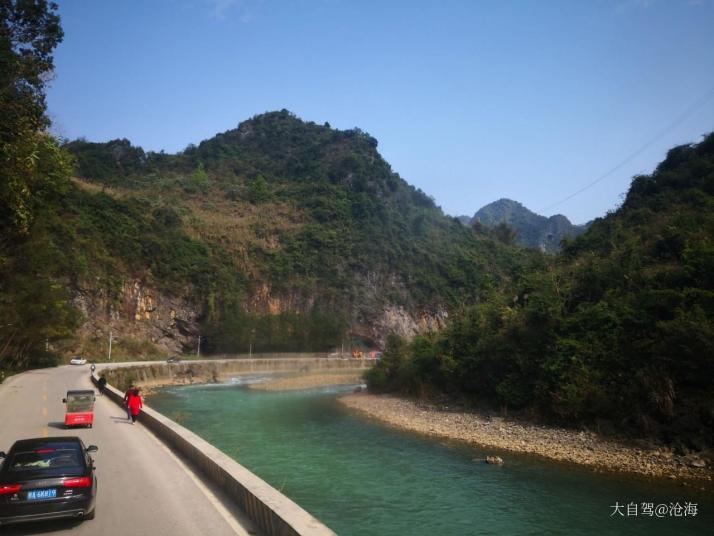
[0,365,260,535]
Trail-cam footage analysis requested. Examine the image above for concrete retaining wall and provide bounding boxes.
[93,362,342,536]
[102,357,372,392]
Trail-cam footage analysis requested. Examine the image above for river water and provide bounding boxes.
[147,377,714,535]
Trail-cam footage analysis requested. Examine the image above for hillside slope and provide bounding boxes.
[57,111,536,357]
[368,133,714,446]
[471,198,588,253]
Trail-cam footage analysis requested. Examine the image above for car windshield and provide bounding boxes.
[7,447,83,472]
[66,394,94,412]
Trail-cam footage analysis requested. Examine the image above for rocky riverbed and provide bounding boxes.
[340,392,714,490]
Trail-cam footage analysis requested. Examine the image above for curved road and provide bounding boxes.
[0,365,259,535]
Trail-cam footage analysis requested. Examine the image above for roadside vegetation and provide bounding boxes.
[368,135,714,447]
[1,0,78,371]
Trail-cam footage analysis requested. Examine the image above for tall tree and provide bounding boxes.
[0,1,77,371]
[0,0,63,233]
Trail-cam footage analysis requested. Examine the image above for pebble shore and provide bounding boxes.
[339,392,714,489]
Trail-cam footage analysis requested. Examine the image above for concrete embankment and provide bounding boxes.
[101,357,372,393]
[94,358,371,536]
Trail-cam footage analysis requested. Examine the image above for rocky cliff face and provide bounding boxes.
[70,278,445,355]
[369,305,448,346]
[58,111,526,357]
[346,270,449,347]
[71,280,200,355]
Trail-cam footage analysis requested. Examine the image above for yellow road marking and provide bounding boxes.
[42,427,48,437]
[43,393,47,402]
[42,407,48,417]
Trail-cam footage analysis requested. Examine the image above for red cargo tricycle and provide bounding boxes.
[62,389,95,428]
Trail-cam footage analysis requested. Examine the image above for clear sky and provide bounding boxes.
[47,0,714,224]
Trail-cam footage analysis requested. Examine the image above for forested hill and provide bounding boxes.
[368,133,714,447]
[470,198,588,253]
[18,110,531,361]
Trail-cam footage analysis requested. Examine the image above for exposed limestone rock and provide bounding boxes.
[248,282,316,315]
[71,279,200,354]
[71,273,448,357]
[370,305,447,347]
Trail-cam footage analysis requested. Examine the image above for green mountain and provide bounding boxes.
[368,133,714,446]
[0,110,537,367]
[470,198,588,253]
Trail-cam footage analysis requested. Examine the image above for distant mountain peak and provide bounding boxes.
[469,198,588,253]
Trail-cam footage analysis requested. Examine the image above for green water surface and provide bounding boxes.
[148,378,714,535]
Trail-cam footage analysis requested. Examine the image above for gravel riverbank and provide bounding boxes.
[340,392,714,489]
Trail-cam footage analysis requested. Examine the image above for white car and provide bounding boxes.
[70,357,87,365]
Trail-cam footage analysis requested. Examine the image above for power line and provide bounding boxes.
[540,84,714,213]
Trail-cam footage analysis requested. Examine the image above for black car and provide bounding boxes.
[166,356,181,364]
[0,437,98,526]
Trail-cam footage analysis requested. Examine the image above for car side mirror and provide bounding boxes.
[62,398,66,403]
[86,445,98,453]
[0,451,5,458]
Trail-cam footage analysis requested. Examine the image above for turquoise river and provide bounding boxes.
[147,377,714,535]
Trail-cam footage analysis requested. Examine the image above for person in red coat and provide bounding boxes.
[123,385,134,420]
[127,387,143,424]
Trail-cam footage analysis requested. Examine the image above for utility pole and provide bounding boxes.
[108,331,113,361]
[197,335,201,359]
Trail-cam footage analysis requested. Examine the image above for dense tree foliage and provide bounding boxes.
[367,134,714,446]
[1,0,63,232]
[64,110,536,354]
[470,198,588,253]
[0,0,79,370]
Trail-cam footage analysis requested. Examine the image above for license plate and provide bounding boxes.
[27,488,57,500]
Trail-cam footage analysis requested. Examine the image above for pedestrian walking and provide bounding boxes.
[123,385,134,420]
[128,387,143,424]
[97,376,107,396]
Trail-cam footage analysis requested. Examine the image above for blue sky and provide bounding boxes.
[48,0,714,224]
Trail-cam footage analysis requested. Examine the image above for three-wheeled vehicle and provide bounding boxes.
[62,390,95,429]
